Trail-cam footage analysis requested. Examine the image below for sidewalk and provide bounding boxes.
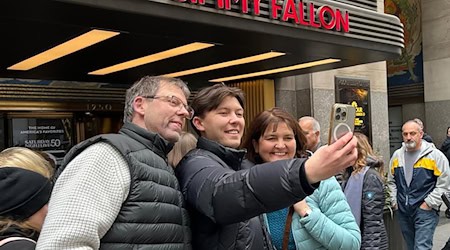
[434,221,450,250]
[434,204,450,250]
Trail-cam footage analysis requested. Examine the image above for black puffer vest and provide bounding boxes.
[57,123,191,249]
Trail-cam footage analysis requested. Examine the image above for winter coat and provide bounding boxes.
[440,136,450,163]
[292,177,361,250]
[344,157,388,250]
[176,137,316,250]
[360,165,388,249]
[0,226,37,250]
[58,122,191,249]
[387,140,450,212]
[422,133,433,143]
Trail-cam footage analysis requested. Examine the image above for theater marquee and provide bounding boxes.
[175,0,350,32]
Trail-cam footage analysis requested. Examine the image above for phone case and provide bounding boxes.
[328,103,356,144]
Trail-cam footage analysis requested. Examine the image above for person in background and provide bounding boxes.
[243,107,360,250]
[413,118,433,143]
[298,116,322,155]
[440,126,450,250]
[0,147,54,249]
[168,131,197,168]
[440,126,450,164]
[176,84,358,250]
[0,147,53,179]
[35,151,58,171]
[343,132,388,249]
[37,76,193,249]
[0,167,52,250]
[387,120,450,250]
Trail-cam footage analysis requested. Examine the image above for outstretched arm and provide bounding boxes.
[177,156,310,224]
[176,133,357,225]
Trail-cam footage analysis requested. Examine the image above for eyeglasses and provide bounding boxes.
[143,95,194,120]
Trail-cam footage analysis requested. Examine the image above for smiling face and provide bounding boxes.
[133,82,190,143]
[193,96,245,148]
[253,122,296,163]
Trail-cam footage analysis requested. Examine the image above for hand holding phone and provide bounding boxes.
[328,103,356,144]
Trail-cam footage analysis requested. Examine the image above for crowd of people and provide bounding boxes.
[1,75,450,250]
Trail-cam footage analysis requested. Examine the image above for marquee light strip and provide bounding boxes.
[164,51,285,78]
[8,29,120,71]
[89,42,215,75]
[209,58,341,82]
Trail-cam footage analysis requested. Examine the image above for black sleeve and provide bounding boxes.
[361,170,386,249]
[1,240,35,250]
[176,156,312,225]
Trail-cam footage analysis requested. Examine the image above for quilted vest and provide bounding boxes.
[57,123,191,249]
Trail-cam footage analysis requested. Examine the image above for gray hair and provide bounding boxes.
[123,76,190,123]
[298,116,320,132]
[404,119,422,131]
[412,118,424,132]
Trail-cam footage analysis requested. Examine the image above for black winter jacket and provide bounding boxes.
[0,226,37,250]
[441,136,450,163]
[360,158,388,250]
[422,133,433,143]
[175,137,316,250]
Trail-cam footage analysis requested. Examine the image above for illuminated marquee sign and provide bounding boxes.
[175,0,350,32]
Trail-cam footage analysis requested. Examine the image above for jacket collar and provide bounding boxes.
[0,225,38,241]
[197,137,246,170]
[119,122,174,159]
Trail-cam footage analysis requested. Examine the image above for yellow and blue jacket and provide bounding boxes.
[387,140,450,213]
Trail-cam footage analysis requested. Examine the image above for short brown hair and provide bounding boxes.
[242,107,307,164]
[124,76,190,123]
[190,84,245,135]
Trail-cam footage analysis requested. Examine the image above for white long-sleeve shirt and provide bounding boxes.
[37,142,130,250]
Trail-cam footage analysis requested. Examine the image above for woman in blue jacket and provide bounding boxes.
[242,107,361,250]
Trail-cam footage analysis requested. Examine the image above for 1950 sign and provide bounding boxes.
[175,0,349,32]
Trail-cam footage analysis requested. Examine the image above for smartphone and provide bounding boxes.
[328,103,356,144]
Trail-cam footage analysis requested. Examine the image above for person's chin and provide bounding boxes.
[221,138,241,148]
[271,156,290,162]
[163,131,181,143]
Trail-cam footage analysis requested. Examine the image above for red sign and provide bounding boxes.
[176,0,349,32]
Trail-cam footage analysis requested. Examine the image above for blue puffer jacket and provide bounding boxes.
[291,177,361,250]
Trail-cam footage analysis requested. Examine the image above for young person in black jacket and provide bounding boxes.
[175,84,358,250]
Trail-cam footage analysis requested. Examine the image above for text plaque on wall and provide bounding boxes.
[10,118,72,159]
[335,77,371,141]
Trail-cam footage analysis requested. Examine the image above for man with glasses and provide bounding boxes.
[387,120,450,250]
[37,76,192,249]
